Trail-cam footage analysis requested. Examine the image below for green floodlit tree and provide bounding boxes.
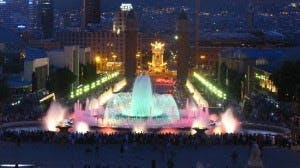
[272,60,300,101]
[47,68,76,97]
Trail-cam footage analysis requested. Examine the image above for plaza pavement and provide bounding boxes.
[0,142,299,168]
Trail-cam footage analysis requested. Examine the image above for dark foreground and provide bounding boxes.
[0,142,299,168]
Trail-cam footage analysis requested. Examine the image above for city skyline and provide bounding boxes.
[0,0,299,167]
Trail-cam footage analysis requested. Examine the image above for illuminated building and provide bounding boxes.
[148,41,167,73]
[23,48,49,91]
[81,0,100,28]
[176,10,190,85]
[218,47,300,98]
[113,3,133,33]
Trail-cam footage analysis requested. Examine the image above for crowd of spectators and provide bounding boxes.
[0,130,298,149]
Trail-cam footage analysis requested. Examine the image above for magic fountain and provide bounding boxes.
[104,75,180,128]
[41,73,240,135]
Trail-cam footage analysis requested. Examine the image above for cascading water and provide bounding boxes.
[104,75,180,127]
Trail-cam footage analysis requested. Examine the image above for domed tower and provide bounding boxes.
[124,10,138,79]
[176,10,190,85]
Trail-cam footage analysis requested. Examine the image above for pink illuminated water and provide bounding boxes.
[43,102,67,131]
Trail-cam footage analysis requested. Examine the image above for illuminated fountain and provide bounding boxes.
[42,74,240,134]
[104,75,180,129]
[43,102,69,132]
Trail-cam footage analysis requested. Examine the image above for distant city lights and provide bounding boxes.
[120,3,133,11]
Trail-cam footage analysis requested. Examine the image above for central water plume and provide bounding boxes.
[127,75,155,117]
[104,75,180,128]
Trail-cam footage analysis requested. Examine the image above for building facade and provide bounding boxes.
[81,0,100,28]
[23,48,49,91]
[47,45,91,84]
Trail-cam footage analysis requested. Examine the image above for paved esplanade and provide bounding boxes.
[0,143,299,167]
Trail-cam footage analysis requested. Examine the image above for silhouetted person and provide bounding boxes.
[151,159,156,168]
[167,158,174,168]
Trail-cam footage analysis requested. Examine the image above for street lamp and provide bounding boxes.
[112,54,117,70]
[95,55,101,73]
[136,52,141,73]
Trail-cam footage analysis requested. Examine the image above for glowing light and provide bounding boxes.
[159,128,179,135]
[120,3,133,11]
[133,125,146,133]
[75,122,90,133]
[192,119,206,129]
[0,0,6,4]
[174,35,179,40]
[100,128,117,135]
[151,41,165,50]
[95,56,101,63]
[70,72,120,99]
[200,55,206,59]
[213,126,222,135]
[193,72,227,100]
[43,102,67,132]
[221,108,239,133]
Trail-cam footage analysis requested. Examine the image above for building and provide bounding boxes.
[23,48,49,91]
[124,10,138,78]
[81,0,100,28]
[176,11,190,85]
[113,3,133,33]
[218,47,300,98]
[0,0,28,30]
[28,0,41,31]
[54,30,124,62]
[27,0,54,38]
[40,0,54,38]
[54,3,141,74]
[0,28,24,74]
[47,45,91,84]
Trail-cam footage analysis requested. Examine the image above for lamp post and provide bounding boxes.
[95,55,101,73]
[112,54,117,70]
[136,52,141,74]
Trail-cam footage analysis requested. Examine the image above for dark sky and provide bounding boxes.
[53,0,295,12]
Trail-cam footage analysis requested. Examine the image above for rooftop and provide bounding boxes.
[0,28,23,45]
[25,48,47,61]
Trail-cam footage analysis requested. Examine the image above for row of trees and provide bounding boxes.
[272,61,300,102]
[46,63,97,98]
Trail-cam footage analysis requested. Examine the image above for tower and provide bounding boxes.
[247,0,254,32]
[195,0,200,57]
[81,0,101,28]
[176,10,190,85]
[124,10,138,78]
[40,0,54,38]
